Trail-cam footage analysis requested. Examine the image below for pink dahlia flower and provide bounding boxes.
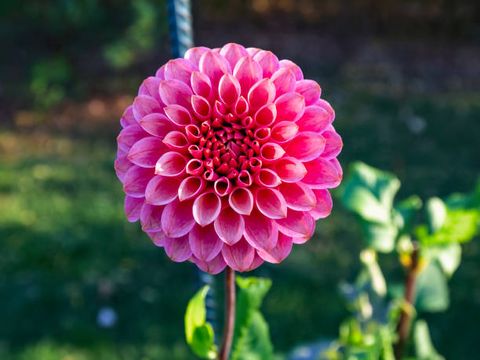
[115,43,342,274]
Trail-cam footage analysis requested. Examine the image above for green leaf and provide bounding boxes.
[414,320,444,360]
[426,197,447,233]
[425,243,462,277]
[394,195,422,233]
[415,263,449,313]
[361,221,398,253]
[232,277,274,360]
[184,286,217,359]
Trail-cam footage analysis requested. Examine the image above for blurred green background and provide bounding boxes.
[1,0,479,359]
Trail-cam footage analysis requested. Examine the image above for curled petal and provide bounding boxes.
[275,92,305,122]
[184,46,209,66]
[271,121,299,143]
[233,56,263,97]
[236,170,252,187]
[279,182,316,211]
[257,233,293,263]
[279,59,304,80]
[218,73,241,105]
[222,239,255,272]
[244,209,278,250]
[164,58,196,84]
[163,131,189,152]
[139,77,162,102]
[271,67,296,97]
[193,192,222,226]
[220,43,248,69]
[164,104,192,126]
[214,177,232,196]
[229,187,254,215]
[276,209,315,239]
[139,113,175,138]
[254,104,277,126]
[214,207,244,245]
[125,196,144,222]
[247,78,276,111]
[120,106,136,128]
[159,79,192,109]
[274,157,307,183]
[284,132,326,162]
[178,176,205,201]
[186,158,204,176]
[234,96,249,118]
[302,158,343,189]
[192,253,226,275]
[191,95,211,120]
[128,137,167,168]
[155,152,187,177]
[161,199,195,238]
[145,175,180,205]
[254,168,282,187]
[164,235,192,262]
[133,95,162,120]
[191,71,213,99]
[310,189,333,220]
[117,124,148,153]
[321,130,343,159]
[189,224,223,261]
[123,166,154,198]
[295,80,321,105]
[253,50,280,77]
[185,124,201,143]
[260,142,286,162]
[255,188,288,219]
[140,203,164,231]
[254,127,271,143]
[296,105,334,133]
[199,50,231,86]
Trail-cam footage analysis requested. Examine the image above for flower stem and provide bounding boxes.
[219,267,236,360]
[394,243,420,360]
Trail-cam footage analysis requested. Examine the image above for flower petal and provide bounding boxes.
[271,121,299,143]
[193,192,222,226]
[276,209,315,240]
[221,239,255,272]
[155,152,187,177]
[275,92,305,122]
[253,168,282,188]
[120,106,136,128]
[244,209,278,250]
[178,176,205,201]
[254,103,277,127]
[295,80,321,106]
[128,137,167,168]
[296,105,334,133]
[257,233,293,264]
[321,130,343,159]
[117,124,148,153]
[229,187,254,215]
[214,207,245,245]
[190,71,213,99]
[164,104,192,126]
[310,189,333,220]
[260,142,286,162]
[220,43,248,69]
[164,58,196,84]
[279,59,303,80]
[184,46,209,66]
[273,157,307,183]
[192,253,226,275]
[139,113,176,138]
[233,56,262,97]
[125,196,144,222]
[302,158,343,189]
[145,175,180,205]
[279,182,316,211]
[140,203,164,231]
[164,235,192,262]
[253,50,279,77]
[161,199,195,238]
[255,188,288,219]
[123,166,154,198]
[189,223,223,262]
[159,79,192,109]
[139,77,162,102]
[133,95,162,120]
[247,78,276,111]
[284,132,326,162]
[218,73,241,105]
[271,67,296,97]
[163,131,189,152]
[191,95,211,120]
[199,50,231,87]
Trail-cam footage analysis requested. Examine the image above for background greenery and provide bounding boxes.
[1,0,479,359]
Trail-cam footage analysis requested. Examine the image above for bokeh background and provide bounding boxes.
[1,0,479,359]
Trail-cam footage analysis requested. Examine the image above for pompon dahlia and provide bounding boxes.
[115,43,342,274]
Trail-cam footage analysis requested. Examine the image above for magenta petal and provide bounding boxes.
[247,78,276,112]
[128,137,167,168]
[120,106,136,128]
[253,50,279,78]
[159,79,192,109]
[296,105,334,133]
[115,155,133,182]
[164,104,192,126]
[284,132,326,162]
[280,182,316,211]
[125,196,144,222]
[254,104,277,127]
[260,142,286,162]
[164,235,192,262]
[271,121,299,143]
[253,169,282,188]
[189,224,223,261]
[214,207,245,245]
[145,175,180,205]
[310,189,333,220]
[255,188,288,219]
[214,177,233,196]
[139,113,175,138]
[155,152,187,177]
[193,192,221,226]
[271,68,296,97]
[123,166,154,198]
[147,230,166,247]
[191,95,212,120]
[229,187,254,215]
[117,124,148,153]
[257,233,293,264]
[275,92,305,122]
[302,157,343,189]
[244,209,278,250]
[321,130,343,159]
[163,131,188,152]
[199,50,231,86]
[221,239,255,272]
[244,253,264,271]
[276,209,315,239]
[295,80,321,106]
[139,77,162,101]
[192,253,227,274]
[133,95,162,120]
[220,43,248,69]
[274,157,307,183]
[161,199,195,238]
[178,176,205,201]
[279,59,304,80]
[155,64,166,79]
[218,73,241,105]
[190,71,213,99]
[140,203,164,231]
[164,58,196,84]
[233,56,263,97]
[184,46,210,66]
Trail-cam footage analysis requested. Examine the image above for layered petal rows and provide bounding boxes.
[115,43,342,274]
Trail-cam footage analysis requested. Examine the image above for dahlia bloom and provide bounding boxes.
[115,43,342,274]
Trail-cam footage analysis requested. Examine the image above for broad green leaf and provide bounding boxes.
[231,312,273,360]
[361,222,398,253]
[184,286,216,359]
[414,320,444,360]
[415,263,449,313]
[343,187,392,224]
[394,195,422,233]
[425,244,462,277]
[426,197,447,233]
